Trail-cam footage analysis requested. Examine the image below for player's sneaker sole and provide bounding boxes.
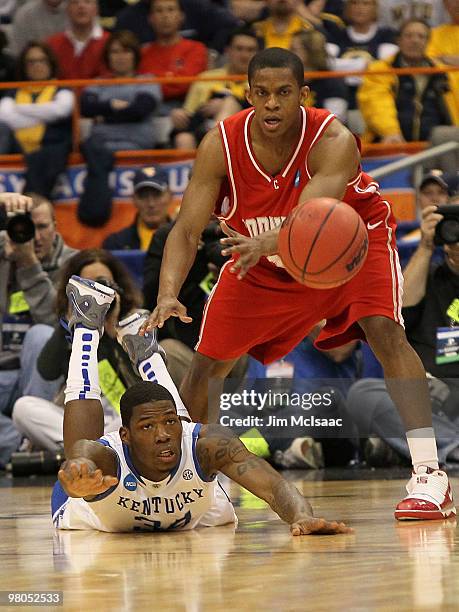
[116,310,166,366]
[66,275,115,335]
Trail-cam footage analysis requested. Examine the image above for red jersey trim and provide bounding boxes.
[218,121,238,221]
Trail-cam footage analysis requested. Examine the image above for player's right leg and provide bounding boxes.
[63,276,115,454]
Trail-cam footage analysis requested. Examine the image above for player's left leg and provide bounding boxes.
[116,310,193,420]
[359,315,455,520]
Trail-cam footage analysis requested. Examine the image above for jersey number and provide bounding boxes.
[133,511,192,532]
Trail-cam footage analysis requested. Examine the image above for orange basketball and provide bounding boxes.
[278,197,368,288]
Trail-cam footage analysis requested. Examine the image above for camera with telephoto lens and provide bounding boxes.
[10,449,64,477]
[6,212,35,244]
[434,205,459,246]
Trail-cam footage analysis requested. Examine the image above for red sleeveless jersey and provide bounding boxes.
[216,106,381,274]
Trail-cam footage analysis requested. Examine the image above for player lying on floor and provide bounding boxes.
[52,276,352,535]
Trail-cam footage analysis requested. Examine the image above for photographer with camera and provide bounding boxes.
[346,181,459,467]
[0,192,76,466]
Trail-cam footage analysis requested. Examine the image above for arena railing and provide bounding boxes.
[0,63,457,164]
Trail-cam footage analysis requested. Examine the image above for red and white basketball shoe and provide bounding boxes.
[395,466,456,520]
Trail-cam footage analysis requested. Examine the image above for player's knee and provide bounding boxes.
[360,317,406,356]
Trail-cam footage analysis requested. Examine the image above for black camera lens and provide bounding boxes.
[437,219,459,245]
[434,205,459,246]
[6,213,35,244]
[10,450,64,477]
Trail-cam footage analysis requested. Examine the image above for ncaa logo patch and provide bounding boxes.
[182,469,193,481]
[123,473,137,491]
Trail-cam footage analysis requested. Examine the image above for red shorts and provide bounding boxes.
[196,198,404,364]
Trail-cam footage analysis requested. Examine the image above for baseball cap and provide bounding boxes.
[132,166,169,193]
[419,169,454,194]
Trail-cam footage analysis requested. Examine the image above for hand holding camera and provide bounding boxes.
[1,193,37,266]
[420,205,444,249]
[420,204,459,250]
[0,192,33,217]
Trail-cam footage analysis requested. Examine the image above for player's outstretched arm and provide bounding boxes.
[141,128,227,334]
[197,425,352,535]
[58,439,119,500]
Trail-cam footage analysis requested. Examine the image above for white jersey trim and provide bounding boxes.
[281,106,307,178]
[382,200,404,325]
[244,110,272,183]
[305,113,336,179]
[219,121,238,221]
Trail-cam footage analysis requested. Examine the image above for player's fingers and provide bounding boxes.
[221,244,242,256]
[58,469,70,485]
[103,476,118,487]
[80,463,90,477]
[140,311,159,334]
[69,463,81,479]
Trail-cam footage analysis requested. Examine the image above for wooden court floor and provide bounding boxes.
[0,473,458,612]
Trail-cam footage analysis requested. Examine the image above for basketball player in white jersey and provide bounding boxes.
[52,276,351,534]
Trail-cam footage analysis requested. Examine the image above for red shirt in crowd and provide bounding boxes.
[47,27,110,79]
[139,38,208,100]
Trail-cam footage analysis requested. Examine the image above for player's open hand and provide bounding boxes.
[140,296,192,335]
[290,516,353,536]
[0,193,33,216]
[58,458,118,499]
[220,221,265,280]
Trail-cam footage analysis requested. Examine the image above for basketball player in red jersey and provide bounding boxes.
[141,48,455,521]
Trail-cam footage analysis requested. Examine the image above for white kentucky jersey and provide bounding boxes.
[52,422,237,533]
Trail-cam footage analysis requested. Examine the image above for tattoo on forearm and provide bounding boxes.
[270,480,312,523]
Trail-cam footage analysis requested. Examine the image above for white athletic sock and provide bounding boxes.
[406,428,439,472]
[138,353,190,420]
[65,327,101,403]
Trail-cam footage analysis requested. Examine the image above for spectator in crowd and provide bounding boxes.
[427,0,459,67]
[357,19,459,143]
[425,0,459,175]
[12,248,143,452]
[0,42,74,198]
[11,0,67,57]
[143,219,234,386]
[0,30,15,83]
[78,31,162,227]
[114,0,240,53]
[346,191,459,467]
[170,26,260,149]
[46,0,109,79]
[398,169,455,246]
[0,193,76,465]
[139,0,208,111]
[295,0,345,42]
[290,29,349,122]
[377,0,448,30]
[329,0,398,108]
[103,166,173,251]
[253,0,308,50]
[97,0,130,30]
